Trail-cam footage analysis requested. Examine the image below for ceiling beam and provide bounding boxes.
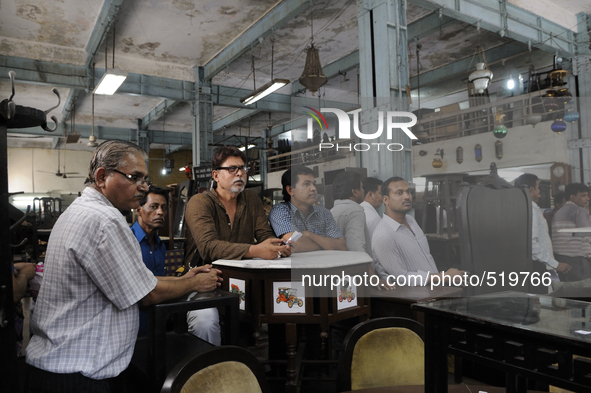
[409,41,529,88]
[61,0,125,125]
[10,124,193,145]
[203,0,312,80]
[139,99,181,130]
[213,108,260,132]
[408,0,584,57]
[407,12,457,42]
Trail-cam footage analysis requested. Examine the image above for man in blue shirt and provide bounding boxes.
[131,186,169,336]
[269,166,346,251]
[132,186,220,344]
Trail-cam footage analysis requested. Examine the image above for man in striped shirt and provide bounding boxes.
[551,182,591,281]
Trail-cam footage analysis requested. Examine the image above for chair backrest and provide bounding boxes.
[337,317,425,392]
[164,249,184,276]
[456,163,533,295]
[160,346,271,393]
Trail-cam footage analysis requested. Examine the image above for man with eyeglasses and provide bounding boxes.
[371,177,465,286]
[26,140,222,393]
[184,146,290,269]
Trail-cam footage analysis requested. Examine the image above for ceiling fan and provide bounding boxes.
[37,106,84,178]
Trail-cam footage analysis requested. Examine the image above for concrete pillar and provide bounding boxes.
[356,0,413,181]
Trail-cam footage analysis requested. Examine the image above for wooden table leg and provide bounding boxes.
[285,323,298,393]
[424,314,448,393]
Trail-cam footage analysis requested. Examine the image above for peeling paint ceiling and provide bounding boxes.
[0,0,587,151]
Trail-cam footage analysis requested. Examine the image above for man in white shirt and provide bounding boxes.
[360,177,383,240]
[514,174,571,292]
[372,177,465,286]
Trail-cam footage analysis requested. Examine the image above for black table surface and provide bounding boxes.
[413,291,591,344]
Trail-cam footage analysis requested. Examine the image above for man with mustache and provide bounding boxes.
[269,166,346,251]
[372,177,465,286]
[184,146,290,268]
[26,140,221,393]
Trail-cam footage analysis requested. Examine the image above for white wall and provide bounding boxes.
[413,121,569,177]
[8,148,93,194]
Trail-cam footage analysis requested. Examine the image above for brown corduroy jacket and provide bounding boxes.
[184,188,276,266]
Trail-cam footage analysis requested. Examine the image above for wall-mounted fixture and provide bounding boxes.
[456,146,463,164]
[474,144,482,162]
[419,150,427,156]
[161,158,174,175]
[495,140,503,159]
[432,148,443,169]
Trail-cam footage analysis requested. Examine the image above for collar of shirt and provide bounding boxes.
[130,221,162,247]
[289,201,320,220]
[208,188,247,211]
[360,201,377,214]
[382,213,406,231]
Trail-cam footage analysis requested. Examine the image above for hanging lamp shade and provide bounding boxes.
[564,107,580,124]
[551,119,567,133]
[493,124,508,139]
[299,43,327,95]
[556,88,572,105]
[469,63,493,94]
[543,90,559,112]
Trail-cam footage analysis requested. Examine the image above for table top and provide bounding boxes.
[413,291,591,344]
[369,285,463,303]
[212,250,373,270]
[340,385,544,393]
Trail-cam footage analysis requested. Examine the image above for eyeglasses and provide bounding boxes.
[215,166,250,175]
[111,169,152,187]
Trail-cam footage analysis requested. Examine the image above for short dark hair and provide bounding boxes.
[362,177,383,197]
[514,173,538,189]
[139,186,169,206]
[565,183,590,200]
[554,192,565,205]
[333,171,362,200]
[211,146,247,170]
[282,166,315,202]
[381,176,405,197]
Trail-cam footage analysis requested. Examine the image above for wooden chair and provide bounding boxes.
[337,317,425,392]
[160,346,271,393]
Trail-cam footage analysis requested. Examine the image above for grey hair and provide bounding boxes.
[85,140,147,185]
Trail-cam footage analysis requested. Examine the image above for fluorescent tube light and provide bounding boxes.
[93,70,128,95]
[240,79,290,105]
[238,144,256,151]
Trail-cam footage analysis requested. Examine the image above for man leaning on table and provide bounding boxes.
[551,182,591,281]
[372,176,465,286]
[269,165,346,252]
[26,140,221,393]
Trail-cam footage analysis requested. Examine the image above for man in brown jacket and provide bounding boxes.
[183,147,291,344]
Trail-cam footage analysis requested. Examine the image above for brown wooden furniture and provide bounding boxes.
[160,346,272,393]
[213,250,373,393]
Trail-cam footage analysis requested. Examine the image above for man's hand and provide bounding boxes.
[445,268,467,277]
[246,238,291,260]
[555,262,572,274]
[187,268,222,292]
[14,263,36,281]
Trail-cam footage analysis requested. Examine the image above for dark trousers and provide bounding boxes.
[26,365,129,393]
[555,254,591,282]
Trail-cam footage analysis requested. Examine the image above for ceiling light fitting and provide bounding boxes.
[93,69,128,95]
[468,46,493,94]
[240,79,289,105]
[299,11,327,95]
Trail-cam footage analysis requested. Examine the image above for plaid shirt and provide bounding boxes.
[27,188,158,379]
[269,201,343,239]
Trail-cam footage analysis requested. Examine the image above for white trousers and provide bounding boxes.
[186,307,221,346]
